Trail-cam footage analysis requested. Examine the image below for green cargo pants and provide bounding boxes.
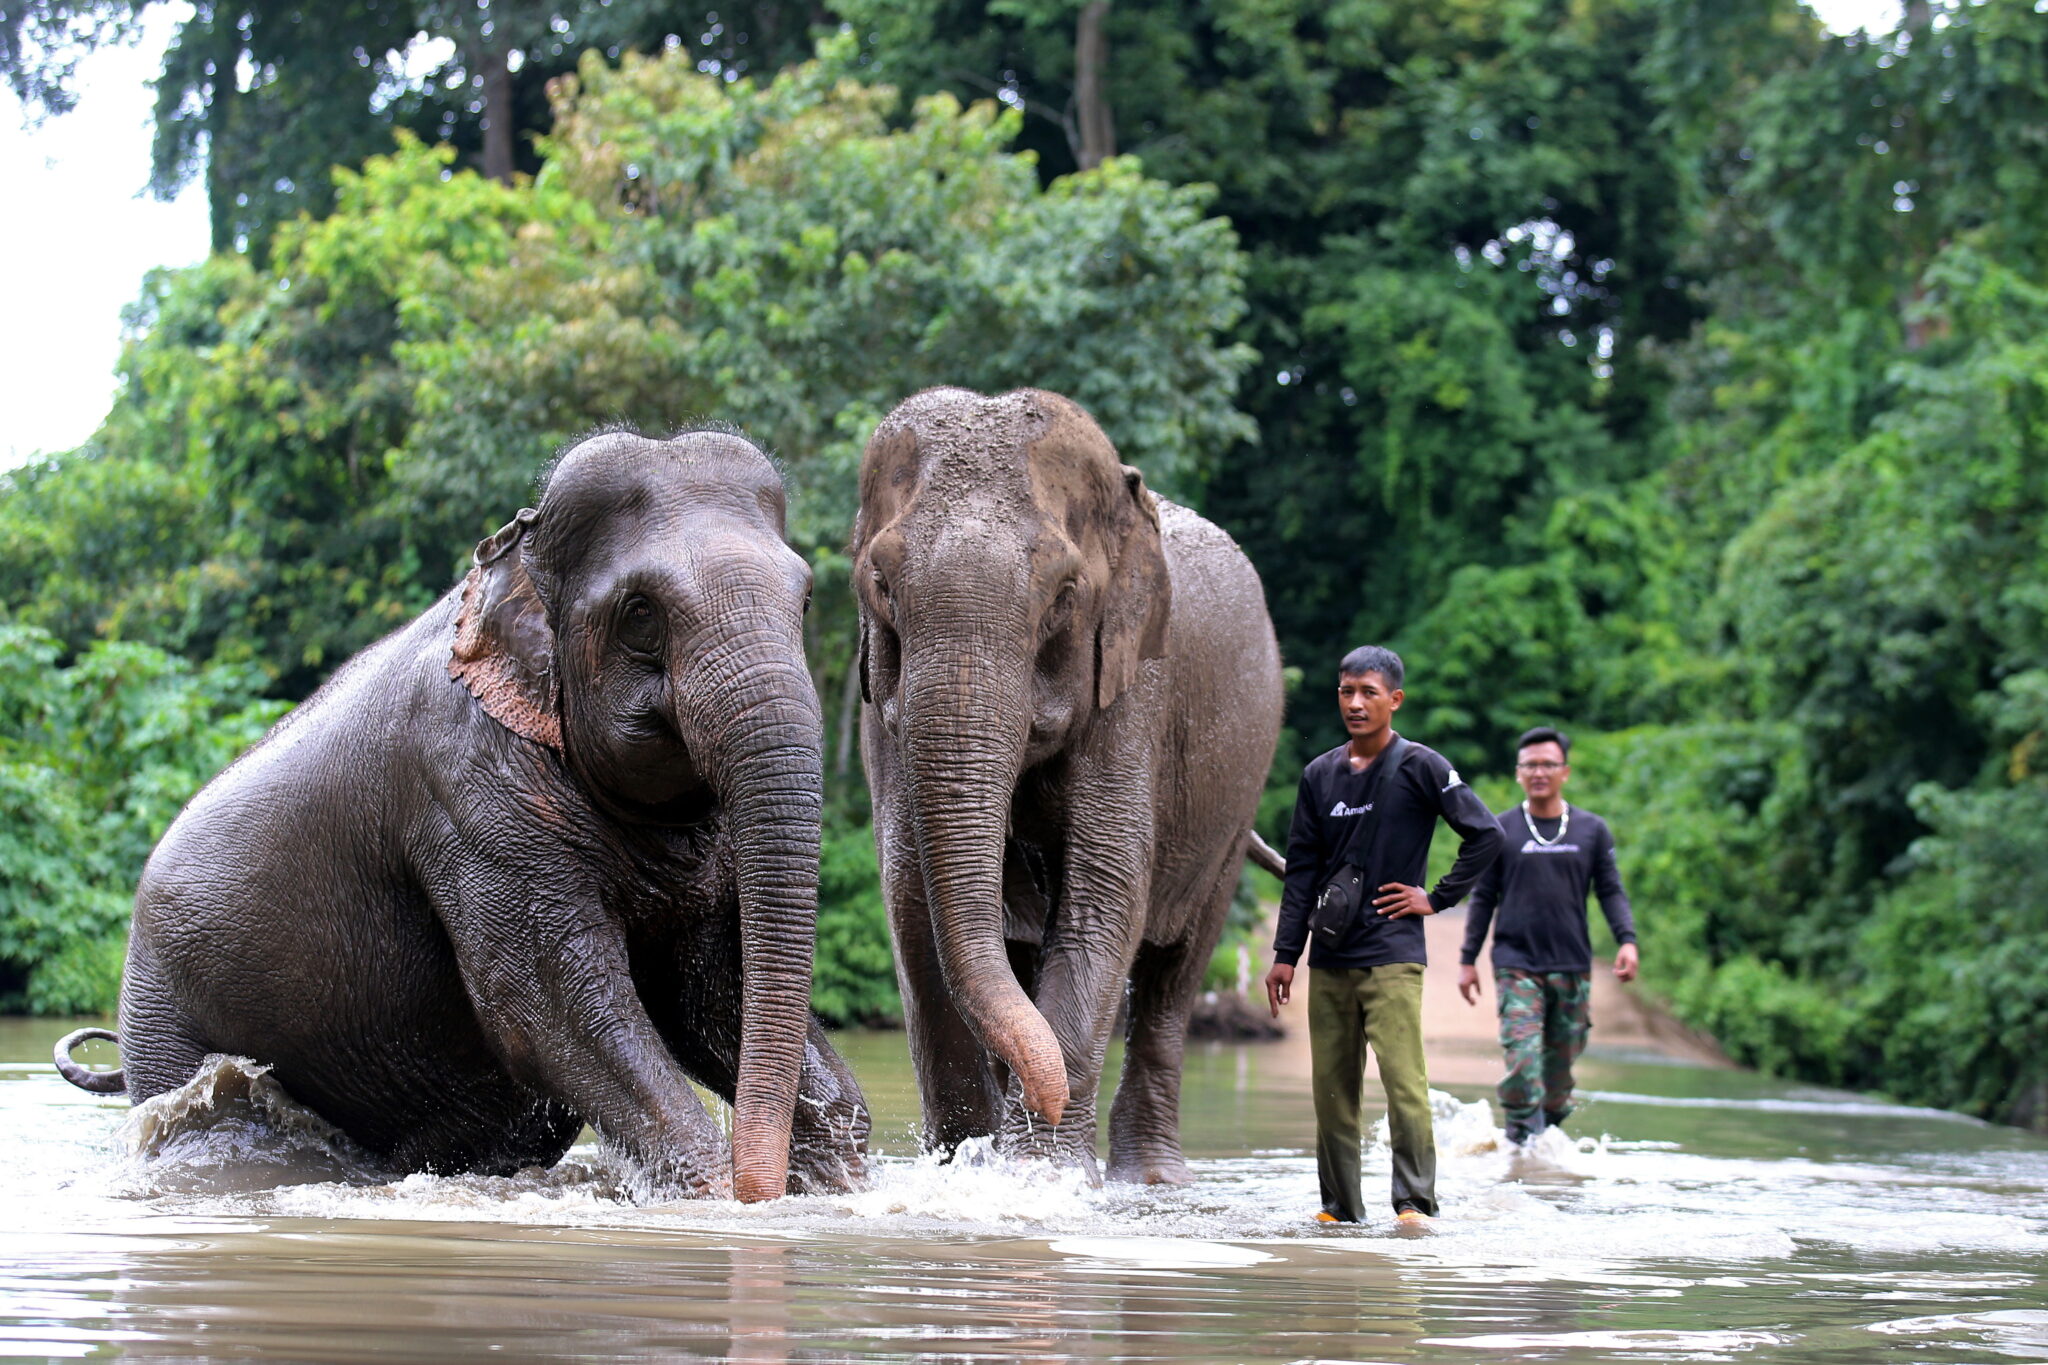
[1307,961,1436,1221]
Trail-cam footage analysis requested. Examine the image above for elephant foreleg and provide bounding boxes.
[650,946,872,1196]
[444,871,731,1198]
[787,1018,872,1194]
[997,848,1145,1181]
[1106,869,1235,1184]
[874,789,1007,1154]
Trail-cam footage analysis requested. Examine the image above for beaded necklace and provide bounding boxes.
[1521,799,1569,847]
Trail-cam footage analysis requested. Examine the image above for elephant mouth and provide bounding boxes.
[591,784,719,830]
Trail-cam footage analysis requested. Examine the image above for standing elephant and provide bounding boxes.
[853,387,1283,1184]
[56,429,868,1201]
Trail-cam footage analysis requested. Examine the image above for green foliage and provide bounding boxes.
[844,0,1696,667]
[811,818,900,1028]
[1859,750,2048,1123]
[541,38,1253,504]
[0,39,1250,1019]
[9,0,2048,1132]
[2,42,1251,696]
[0,624,286,1013]
[1541,225,2048,1122]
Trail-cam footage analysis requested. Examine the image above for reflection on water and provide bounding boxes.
[2,1018,2044,1362]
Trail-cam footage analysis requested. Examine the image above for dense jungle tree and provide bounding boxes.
[6,0,2048,1126]
[0,38,1253,1022]
[2,1,835,253]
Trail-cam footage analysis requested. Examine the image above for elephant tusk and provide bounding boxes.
[1245,830,1286,878]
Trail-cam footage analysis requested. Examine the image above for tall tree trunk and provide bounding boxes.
[833,648,860,778]
[480,42,515,183]
[1899,0,1936,350]
[1073,1,1114,171]
[205,9,241,254]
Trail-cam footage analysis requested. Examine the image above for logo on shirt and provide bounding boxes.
[1331,800,1373,817]
[1519,839,1583,855]
[1444,768,1464,791]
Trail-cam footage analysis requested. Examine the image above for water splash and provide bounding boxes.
[1867,1309,2048,1358]
[115,1055,389,1194]
[16,1068,2043,1279]
[830,1135,1111,1229]
[1371,1087,1515,1158]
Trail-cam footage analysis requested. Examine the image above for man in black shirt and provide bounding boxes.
[1458,726,1638,1146]
[1264,646,1502,1227]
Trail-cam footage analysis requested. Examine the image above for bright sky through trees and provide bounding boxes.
[1,4,206,468]
[0,0,1905,469]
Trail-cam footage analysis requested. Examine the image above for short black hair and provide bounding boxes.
[1517,726,1570,759]
[1338,645,1403,690]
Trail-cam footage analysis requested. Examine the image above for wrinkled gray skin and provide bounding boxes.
[854,388,1283,1184]
[105,431,869,1201]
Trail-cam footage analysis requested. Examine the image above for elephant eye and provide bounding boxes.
[1042,582,1078,636]
[618,594,664,656]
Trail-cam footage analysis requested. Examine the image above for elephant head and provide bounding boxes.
[852,388,1169,1126]
[450,429,821,1202]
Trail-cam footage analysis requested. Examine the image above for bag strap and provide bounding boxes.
[1340,734,1411,873]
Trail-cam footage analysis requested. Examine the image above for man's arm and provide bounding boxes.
[1593,819,1639,981]
[1459,836,1503,965]
[1270,771,1324,969]
[1426,776,1505,910]
[1457,832,1504,1005]
[1374,757,1504,920]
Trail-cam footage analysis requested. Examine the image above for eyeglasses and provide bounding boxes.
[1515,761,1565,772]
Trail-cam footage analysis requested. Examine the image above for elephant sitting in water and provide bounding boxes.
[853,387,1284,1184]
[56,429,869,1201]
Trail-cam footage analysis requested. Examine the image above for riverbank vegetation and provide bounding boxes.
[3,1,2044,1127]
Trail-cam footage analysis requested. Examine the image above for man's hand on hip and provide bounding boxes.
[1264,962,1294,1018]
[1374,883,1434,919]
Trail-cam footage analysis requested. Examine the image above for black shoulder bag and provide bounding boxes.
[1308,736,1411,952]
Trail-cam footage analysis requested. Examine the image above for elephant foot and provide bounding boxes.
[631,1168,732,1202]
[610,1138,732,1202]
[644,1166,733,1201]
[1105,1150,1193,1186]
[787,1138,869,1195]
[997,1108,1101,1185]
[783,1032,873,1196]
[788,1075,872,1195]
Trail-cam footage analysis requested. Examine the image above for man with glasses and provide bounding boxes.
[1457,726,1638,1147]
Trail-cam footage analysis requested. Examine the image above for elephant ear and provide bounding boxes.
[448,507,562,750]
[1096,465,1172,710]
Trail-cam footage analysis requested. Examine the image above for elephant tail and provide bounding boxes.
[54,1027,125,1095]
[1244,831,1285,879]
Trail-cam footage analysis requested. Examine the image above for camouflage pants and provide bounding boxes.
[1494,969,1592,1140]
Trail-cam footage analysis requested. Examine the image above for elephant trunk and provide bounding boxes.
[899,641,1068,1127]
[693,641,824,1203]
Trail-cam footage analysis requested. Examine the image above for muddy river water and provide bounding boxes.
[2,1013,2044,1362]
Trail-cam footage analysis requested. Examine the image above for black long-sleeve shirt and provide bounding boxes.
[1459,803,1636,974]
[1273,736,1504,969]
